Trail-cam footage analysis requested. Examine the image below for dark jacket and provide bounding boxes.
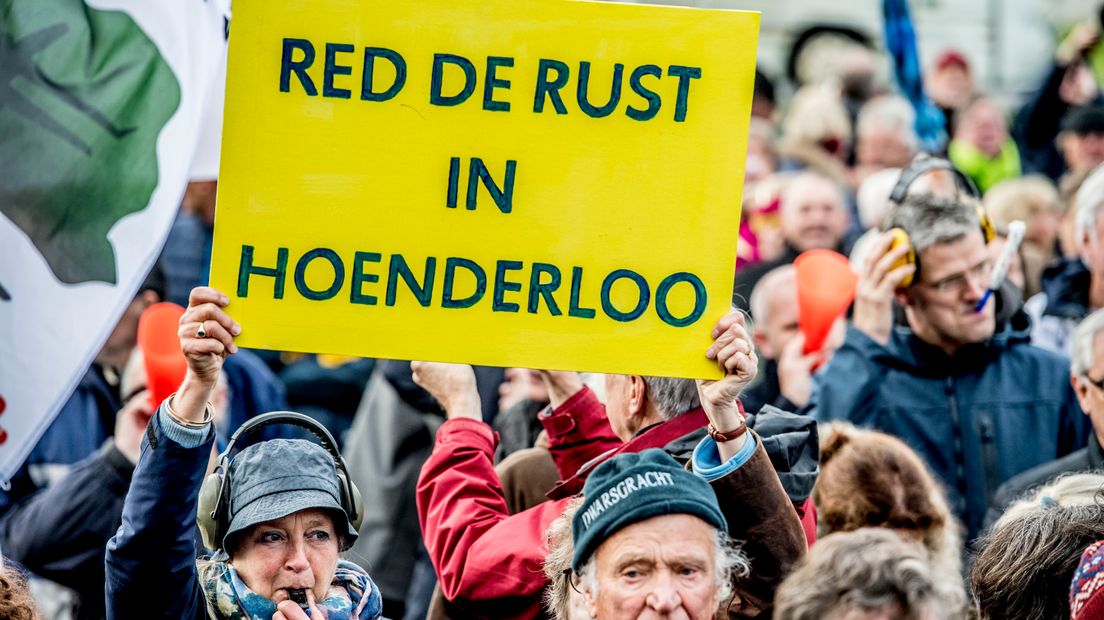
[732,246,800,313]
[1012,63,1104,181]
[105,412,213,619]
[804,314,1089,539]
[986,433,1104,529]
[740,359,800,417]
[1025,257,1092,356]
[0,367,121,514]
[0,441,133,620]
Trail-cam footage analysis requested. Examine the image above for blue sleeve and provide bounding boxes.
[691,433,759,482]
[105,405,213,620]
[157,406,213,448]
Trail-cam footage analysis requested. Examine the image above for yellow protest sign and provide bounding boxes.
[210,0,759,378]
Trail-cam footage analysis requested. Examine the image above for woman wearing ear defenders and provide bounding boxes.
[105,286,383,620]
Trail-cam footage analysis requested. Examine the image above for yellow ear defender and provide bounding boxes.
[884,205,994,291]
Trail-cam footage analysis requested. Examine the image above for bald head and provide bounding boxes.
[750,265,799,360]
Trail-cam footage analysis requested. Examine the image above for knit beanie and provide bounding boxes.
[571,448,726,574]
[1071,539,1104,619]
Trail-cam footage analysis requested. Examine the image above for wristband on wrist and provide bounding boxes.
[706,415,747,443]
[165,392,214,428]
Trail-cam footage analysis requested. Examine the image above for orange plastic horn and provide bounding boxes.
[794,250,858,355]
[136,302,188,410]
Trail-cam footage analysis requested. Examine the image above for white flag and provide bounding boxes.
[0,0,229,479]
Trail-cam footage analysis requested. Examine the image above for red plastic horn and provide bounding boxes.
[136,302,188,410]
[794,250,858,355]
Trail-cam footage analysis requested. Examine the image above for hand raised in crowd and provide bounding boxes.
[1056,20,1101,66]
[852,232,915,346]
[697,310,757,457]
[411,361,482,421]
[536,369,584,409]
[175,286,241,423]
[498,368,550,412]
[776,333,820,409]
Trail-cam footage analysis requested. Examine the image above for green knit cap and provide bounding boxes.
[571,448,726,573]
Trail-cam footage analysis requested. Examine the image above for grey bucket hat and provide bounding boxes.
[224,438,359,548]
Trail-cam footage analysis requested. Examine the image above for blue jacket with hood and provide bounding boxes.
[804,312,1089,539]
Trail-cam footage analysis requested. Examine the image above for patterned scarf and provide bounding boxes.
[198,557,383,620]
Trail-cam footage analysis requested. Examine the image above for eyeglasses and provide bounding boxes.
[1084,374,1104,392]
[916,260,991,296]
[562,568,582,595]
[120,386,149,407]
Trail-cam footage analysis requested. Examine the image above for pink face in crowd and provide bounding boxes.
[901,229,996,354]
[231,508,340,606]
[584,514,722,620]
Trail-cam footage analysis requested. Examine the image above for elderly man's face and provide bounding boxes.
[232,508,340,606]
[585,514,720,620]
[901,230,995,355]
[780,178,848,253]
[1073,332,1104,450]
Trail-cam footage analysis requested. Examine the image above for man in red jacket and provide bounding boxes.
[413,311,808,619]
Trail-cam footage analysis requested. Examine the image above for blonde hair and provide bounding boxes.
[984,176,1062,233]
[780,85,851,149]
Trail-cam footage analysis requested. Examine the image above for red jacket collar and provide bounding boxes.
[546,407,709,500]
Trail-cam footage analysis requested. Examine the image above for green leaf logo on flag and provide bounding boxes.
[1,0,181,285]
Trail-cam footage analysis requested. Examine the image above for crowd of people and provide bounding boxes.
[15,7,1104,620]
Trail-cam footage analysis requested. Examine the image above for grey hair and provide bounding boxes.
[577,530,749,615]
[544,498,590,620]
[641,376,699,420]
[1076,163,1104,243]
[885,193,980,255]
[1072,309,1104,377]
[773,528,964,620]
[973,501,1104,620]
[856,95,919,154]
[995,472,1104,530]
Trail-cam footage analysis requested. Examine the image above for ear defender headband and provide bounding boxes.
[196,411,364,551]
[888,155,980,206]
[884,156,994,289]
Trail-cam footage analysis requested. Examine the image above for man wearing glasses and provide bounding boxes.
[804,192,1089,540]
[988,309,1104,523]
